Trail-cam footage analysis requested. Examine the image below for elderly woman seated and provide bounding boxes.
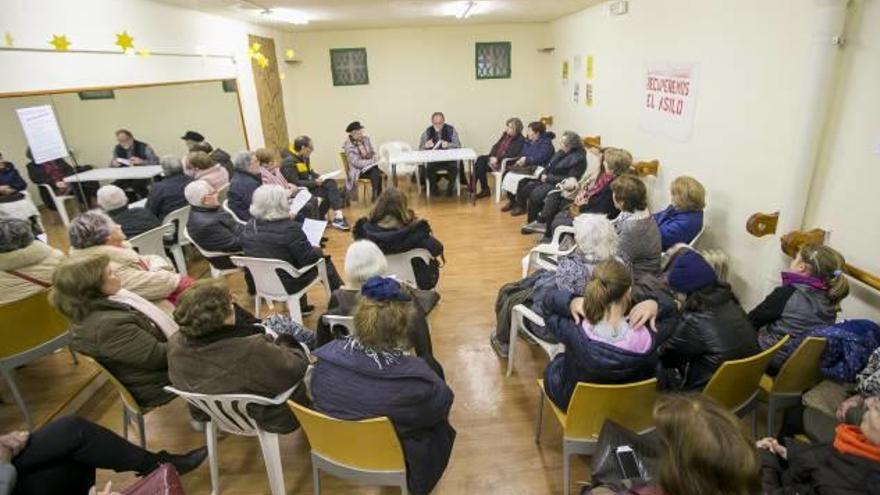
[654,176,706,251]
[51,253,179,408]
[610,175,662,275]
[184,150,229,192]
[145,155,193,220]
[0,151,42,235]
[240,185,342,315]
[97,184,161,238]
[310,276,455,495]
[317,240,442,376]
[0,218,65,305]
[68,210,190,310]
[168,280,311,434]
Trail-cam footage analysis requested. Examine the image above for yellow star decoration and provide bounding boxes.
[137,48,151,57]
[115,31,135,53]
[254,52,269,68]
[49,34,70,51]
[4,32,13,47]
[284,48,295,60]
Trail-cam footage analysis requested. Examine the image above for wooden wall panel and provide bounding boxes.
[248,34,289,150]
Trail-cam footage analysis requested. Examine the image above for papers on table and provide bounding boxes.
[318,170,341,181]
[289,189,313,216]
[129,198,148,208]
[115,158,132,166]
[302,219,327,247]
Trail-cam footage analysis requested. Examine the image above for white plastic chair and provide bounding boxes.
[222,199,247,225]
[37,183,76,227]
[507,304,564,376]
[164,385,298,495]
[183,227,242,279]
[492,157,520,204]
[419,163,461,200]
[379,141,417,191]
[128,224,174,261]
[384,249,435,287]
[161,206,191,276]
[230,256,331,323]
[321,315,356,338]
[521,226,577,278]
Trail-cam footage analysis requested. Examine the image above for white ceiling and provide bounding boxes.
[150,0,603,31]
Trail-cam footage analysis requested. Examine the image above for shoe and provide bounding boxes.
[157,447,208,476]
[475,189,491,199]
[510,206,526,217]
[331,217,350,231]
[301,304,315,316]
[500,201,514,212]
[490,335,509,359]
[521,221,547,235]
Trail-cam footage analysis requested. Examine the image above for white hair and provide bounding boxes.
[184,180,214,207]
[573,213,618,260]
[249,185,290,221]
[344,240,388,288]
[96,185,128,211]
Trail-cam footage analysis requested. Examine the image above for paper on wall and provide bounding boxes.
[289,189,313,216]
[640,62,699,141]
[302,219,327,247]
[15,105,69,164]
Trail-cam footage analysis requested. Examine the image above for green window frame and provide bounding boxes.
[475,42,511,80]
[330,48,369,86]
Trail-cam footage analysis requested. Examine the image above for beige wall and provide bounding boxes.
[0,82,247,202]
[281,24,552,171]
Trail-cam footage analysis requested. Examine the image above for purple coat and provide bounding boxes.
[311,339,455,494]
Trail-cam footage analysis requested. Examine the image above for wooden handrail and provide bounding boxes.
[539,115,554,128]
[780,228,880,293]
[583,135,601,149]
[633,159,659,178]
[747,211,780,238]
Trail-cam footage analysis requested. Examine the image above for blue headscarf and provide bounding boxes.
[361,276,412,302]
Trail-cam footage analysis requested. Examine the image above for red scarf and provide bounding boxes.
[834,424,880,462]
[42,160,67,184]
[576,172,615,204]
[493,134,514,160]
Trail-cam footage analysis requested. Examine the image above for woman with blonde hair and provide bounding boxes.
[653,176,706,251]
[310,276,455,495]
[184,150,229,191]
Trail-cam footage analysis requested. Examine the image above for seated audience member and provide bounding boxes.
[317,240,442,375]
[51,254,177,408]
[353,188,444,290]
[490,213,620,358]
[610,175,662,274]
[0,416,206,495]
[310,276,455,495]
[473,118,526,199]
[110,129,158,200]
[542,147,632,242]
[0,219,64,305]
[658,248,758,390]
[168,280,309,433]
[542,259,664,410]
[0,152,27,200]
[0,152,41,232]
[749,243,848,375]
[25,148,98,209]
[517,131,588,230]
[184,150,229,192]
[418,112,462,197]
[240,185,343,314]
[282,135,350,230]
[145,155,193,220]
[96,184,161,238]
[256,147,295,192]
[500,121,556,212]
[181,130,233,174]
[68,211,186,309]
[342,121,383,201]
[184,180,243,255]
[228,150,262,221]
[759,396,880,494]
[653,176,706,251]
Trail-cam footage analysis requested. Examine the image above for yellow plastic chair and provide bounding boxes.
[0,290,75,427]
[760,337,827,435]
[535,378,658,495]
[702,335,789,437]
[289,401,408,494]
[82,356,150,448]
[340,151,373,205]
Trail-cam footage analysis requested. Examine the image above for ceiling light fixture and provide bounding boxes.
[260,7,311,25]
[457,1,477,19]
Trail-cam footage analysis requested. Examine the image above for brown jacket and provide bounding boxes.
[0,241,64,305]
[71,299,173,408]
[167,325,308,434]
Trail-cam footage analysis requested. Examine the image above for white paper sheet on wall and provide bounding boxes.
[16,105,69,164]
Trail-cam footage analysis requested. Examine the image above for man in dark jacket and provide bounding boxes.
[97,184,161,238]
[145,155,193,220]
[111,129,158,200]
[227,150,262,222]
[418,112,462,197]
[280,136,350,230]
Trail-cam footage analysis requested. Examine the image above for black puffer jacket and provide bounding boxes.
[761,437,880,494]
[240,217,322,294]
[353,218,444,290]
[186,206,243,269]
[543,148,587,185]
[107,206,161,239]
[658,286,759,390]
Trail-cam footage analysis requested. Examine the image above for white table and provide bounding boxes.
[389,148,478,203]
[62,165,163,183]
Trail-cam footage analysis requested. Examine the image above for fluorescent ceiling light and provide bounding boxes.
[458,1,477,19]
[261,7,311,25]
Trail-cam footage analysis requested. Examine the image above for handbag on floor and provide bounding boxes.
[122,464,185,495]
[588,420,660,493]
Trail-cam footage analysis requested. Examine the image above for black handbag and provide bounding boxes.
[588,420,659,492]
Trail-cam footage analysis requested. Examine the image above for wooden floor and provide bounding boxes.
[1,184,584,494]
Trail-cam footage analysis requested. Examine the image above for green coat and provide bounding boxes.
[71,299,173,408]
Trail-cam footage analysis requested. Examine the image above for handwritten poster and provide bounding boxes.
[639,62,699,141]
[16,105,69,164]
[561,60,569,82]
[585,83,594,107]
[573,83,580,103]
[586,55,594,80]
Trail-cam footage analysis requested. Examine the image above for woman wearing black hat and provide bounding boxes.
[342,121,383,201]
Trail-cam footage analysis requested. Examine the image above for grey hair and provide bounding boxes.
[96,185,128,211]
[160,155,184,176]
[0,218,35,253]
[573,213,618,260]
[233,151,255,172]
[344,240,388,288]
[249,185,290,221]
[69,210,115,249]
[562,131,584,150]
[184,179,214,206]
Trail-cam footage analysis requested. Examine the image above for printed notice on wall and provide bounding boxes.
[639,62,699,141]
[16,105,69,164]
